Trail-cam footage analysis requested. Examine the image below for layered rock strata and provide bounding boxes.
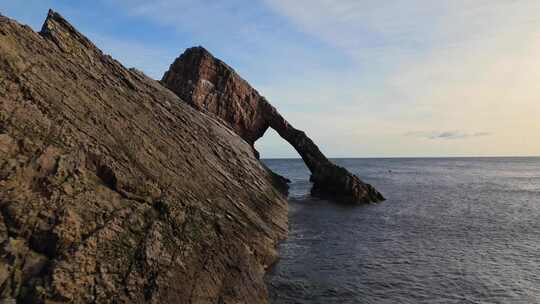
[162,47,384,204]
[0,10,287,303]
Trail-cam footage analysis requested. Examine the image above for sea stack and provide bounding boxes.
[162,47,385,204]
[0,10,287,303]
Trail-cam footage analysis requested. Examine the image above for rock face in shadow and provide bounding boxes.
[162,47,385,204]
[0,10,287,303]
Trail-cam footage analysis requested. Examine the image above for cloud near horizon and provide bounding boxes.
[405,131,492,140]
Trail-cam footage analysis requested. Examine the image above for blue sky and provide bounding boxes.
[3,1,540,158]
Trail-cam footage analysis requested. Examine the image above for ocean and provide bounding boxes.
[263,157,540,304]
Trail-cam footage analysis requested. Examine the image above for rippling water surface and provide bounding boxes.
[263,158,540,304]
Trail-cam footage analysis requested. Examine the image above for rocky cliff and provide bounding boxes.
[0,10,288,303]
[162,47,384,204]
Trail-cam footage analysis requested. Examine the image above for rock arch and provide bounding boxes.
[161,47,384,204]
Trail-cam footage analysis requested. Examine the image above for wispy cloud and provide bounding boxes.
[104,0,334,85]
[405,131,492,140]
[258,0,540,157]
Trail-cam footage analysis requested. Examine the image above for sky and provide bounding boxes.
[3,1,540,158]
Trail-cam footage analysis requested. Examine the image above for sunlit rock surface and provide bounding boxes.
[162,47,384,204]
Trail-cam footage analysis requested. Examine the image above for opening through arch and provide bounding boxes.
[256,128,311,199]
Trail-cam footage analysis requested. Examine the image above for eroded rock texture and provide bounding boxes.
[162,47,384,204]
[0,10,287,303]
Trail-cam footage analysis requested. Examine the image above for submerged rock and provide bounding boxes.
[162,47,385,204]
[0,10,287,303]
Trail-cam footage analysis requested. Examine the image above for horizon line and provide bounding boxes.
[261,155,540,160]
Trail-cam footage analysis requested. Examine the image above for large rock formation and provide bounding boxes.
[0,10,288,303]
[162,47,385,204]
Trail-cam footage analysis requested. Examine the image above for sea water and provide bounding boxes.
[264,157,540,304]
